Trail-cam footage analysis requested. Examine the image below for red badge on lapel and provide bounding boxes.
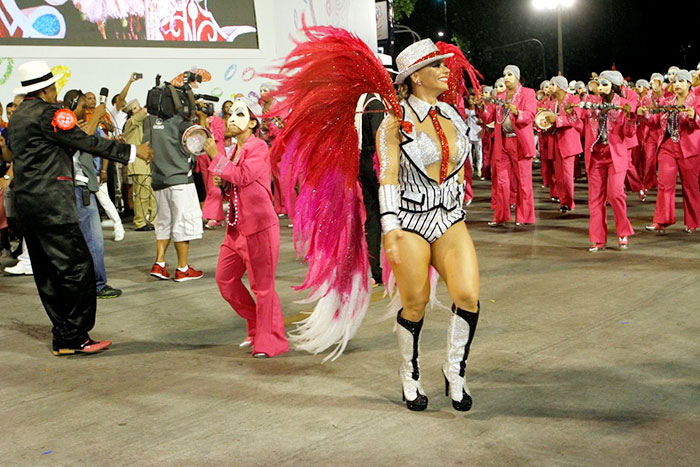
[51,109,77,132]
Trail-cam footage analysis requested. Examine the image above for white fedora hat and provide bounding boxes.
[13,60,63,94]
[394,39,453,84]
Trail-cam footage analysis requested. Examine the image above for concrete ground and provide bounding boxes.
[1,175,699,466]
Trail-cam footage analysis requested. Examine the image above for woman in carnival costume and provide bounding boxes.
[265,24,481,411]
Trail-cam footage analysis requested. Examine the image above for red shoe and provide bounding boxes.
[52,338,112,356]
[174,265,203,282]
[150,263,170,280]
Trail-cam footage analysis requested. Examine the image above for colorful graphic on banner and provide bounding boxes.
[0,57,13,85]
[0,0,257,48]
[51,64,71,93]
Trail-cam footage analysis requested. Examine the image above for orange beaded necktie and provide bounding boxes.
[428,107,450,184]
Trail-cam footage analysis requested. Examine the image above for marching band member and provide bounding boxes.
[480,86,494,181]
[634,79,653,195]
[547,76,583,213]
[479,66,537,226]
[581,70,636,251]
[537,80,557,199]
[642,70,700,234]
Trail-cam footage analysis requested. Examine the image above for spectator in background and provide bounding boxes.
[84,91,125,241]
[123,99,156,231]
[200,105,225,229]
[5,102,17,120]
[63,89,122,298]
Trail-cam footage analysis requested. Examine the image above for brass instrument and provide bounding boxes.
[649,105,686,114]
[483,96,508,107]
[571,101,631,113]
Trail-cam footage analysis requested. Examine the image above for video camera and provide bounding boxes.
[146,70,219,121]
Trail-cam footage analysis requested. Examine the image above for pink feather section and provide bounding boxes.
[261,22,399,359]
[436,42,484,118]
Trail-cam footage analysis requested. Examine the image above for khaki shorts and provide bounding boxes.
[154,184,203,242]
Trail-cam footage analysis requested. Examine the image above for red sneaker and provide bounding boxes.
[150,263,170,280]
[174,265,203,282]
[52,339,112,356]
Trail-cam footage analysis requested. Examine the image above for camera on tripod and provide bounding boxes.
[146,70,219,122]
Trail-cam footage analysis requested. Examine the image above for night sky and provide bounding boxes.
[401,0,699,88]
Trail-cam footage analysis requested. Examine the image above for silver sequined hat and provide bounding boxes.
[394,39,453,84]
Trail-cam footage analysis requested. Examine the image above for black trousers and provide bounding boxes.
[360,177,382,284]
[23,223,97,345]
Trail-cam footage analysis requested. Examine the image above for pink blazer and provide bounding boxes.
[644,91,700,159]
[582,93,637,174]
[553,93,583,157]
[480,85,537,159]
[639,92,664,145]
[212,135,279,236]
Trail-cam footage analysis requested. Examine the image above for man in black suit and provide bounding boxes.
[8,61,153,356]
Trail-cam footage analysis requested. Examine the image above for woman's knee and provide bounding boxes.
[451,287,479,312]
[401,293,430,320]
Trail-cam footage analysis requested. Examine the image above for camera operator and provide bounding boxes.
[8,61,153,356]
[144,80,205,282]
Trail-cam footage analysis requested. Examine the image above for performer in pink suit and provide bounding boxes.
[581,71,636,251]
[479,65,537,226]
[259,83,295,224]
[641,70,700,234]
[200,114,225,228]
[548,76,583,213]
[204,97,289,358]
[537,80,557,201]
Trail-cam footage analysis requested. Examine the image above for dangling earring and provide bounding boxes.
[416,80,423,86]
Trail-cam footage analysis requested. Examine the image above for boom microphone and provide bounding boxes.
[193,93,220,102]
[99,87,109,105]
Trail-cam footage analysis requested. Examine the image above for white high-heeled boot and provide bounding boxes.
[396,310,428,411]
[442,302,479,411]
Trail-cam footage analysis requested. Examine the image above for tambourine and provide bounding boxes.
[182,125,211,156]
[535,110,556,130]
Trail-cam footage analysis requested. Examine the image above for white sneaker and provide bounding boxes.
[4,262,33,275]
[101,219,115,228]
[114,225,125,242]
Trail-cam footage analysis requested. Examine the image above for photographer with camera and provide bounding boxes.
[145,71,211,282]
[8,61,153,355]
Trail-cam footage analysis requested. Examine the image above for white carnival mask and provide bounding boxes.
[228,99,252,132]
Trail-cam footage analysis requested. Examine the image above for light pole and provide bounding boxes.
[533,0,575,75]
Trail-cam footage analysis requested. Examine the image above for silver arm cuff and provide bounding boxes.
[379,184,402,234]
